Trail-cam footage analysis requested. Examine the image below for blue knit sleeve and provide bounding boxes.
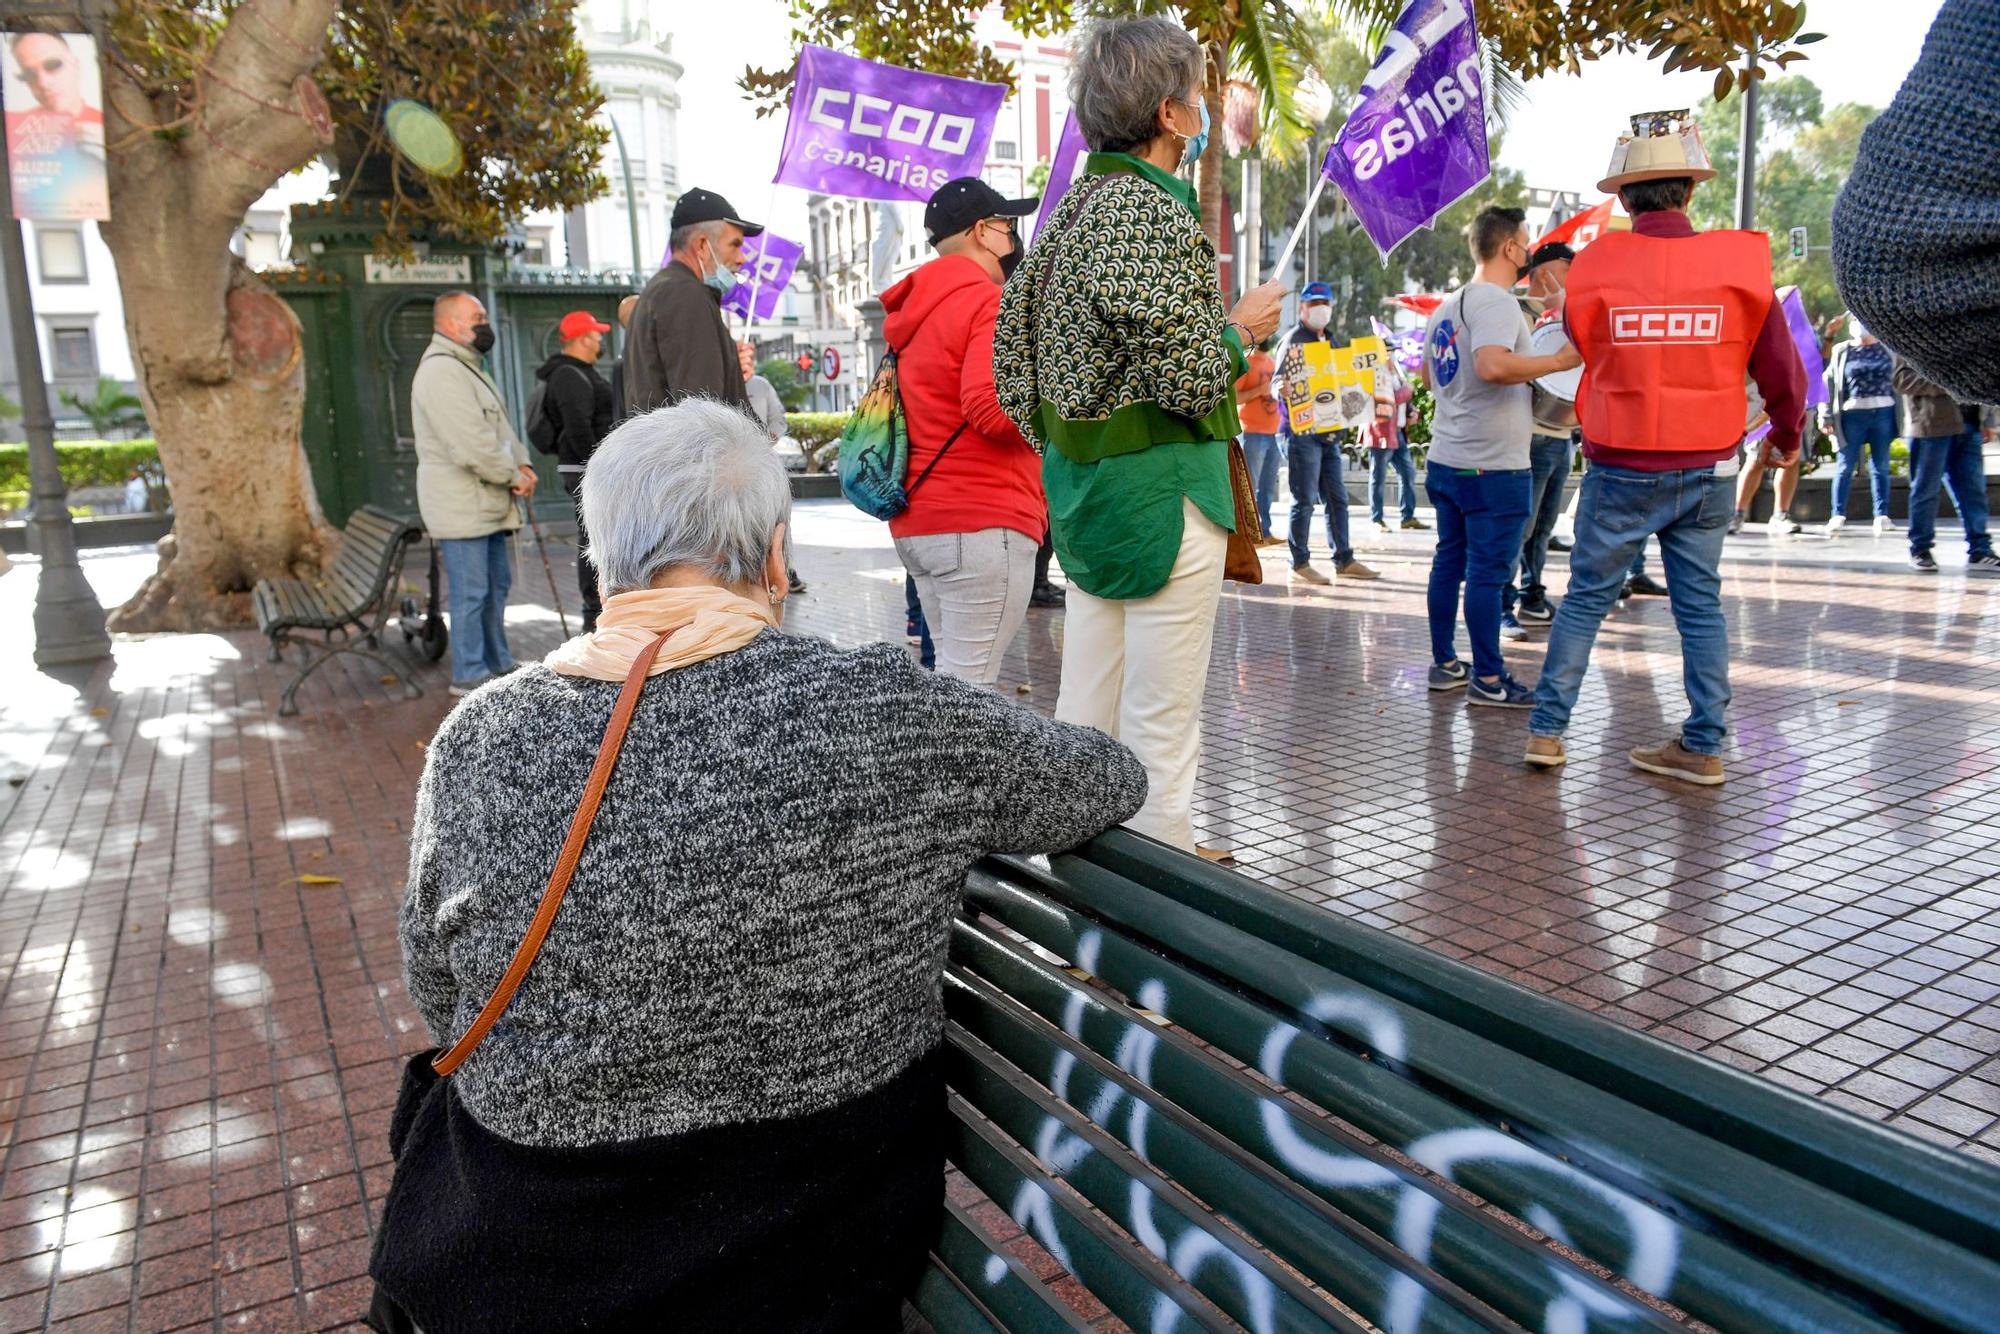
[1832,0,2000,403]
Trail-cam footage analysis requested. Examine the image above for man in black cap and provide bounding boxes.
[624,188,764,414]
[878,176,1045,685]
[1502,239,1580,637]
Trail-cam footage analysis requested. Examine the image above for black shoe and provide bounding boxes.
[1548,536,1572,552]
[1625,572,1669,597]
[787,571,808,595]
[1030,582,1066,608]
[1910,550,1939,572]
[1516,597,1554,624]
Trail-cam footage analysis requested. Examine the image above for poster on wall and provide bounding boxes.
[1280,335,1389,432]
[4,29,108,221]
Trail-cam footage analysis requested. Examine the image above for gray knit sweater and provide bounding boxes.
[1832,0,2000,403]
[401,629,1147,1148]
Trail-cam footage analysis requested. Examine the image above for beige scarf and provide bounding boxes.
[543,585,776,681]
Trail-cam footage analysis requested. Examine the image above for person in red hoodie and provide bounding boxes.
[880,178,1045,686]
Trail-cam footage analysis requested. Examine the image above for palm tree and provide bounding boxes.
[59,378,148,439]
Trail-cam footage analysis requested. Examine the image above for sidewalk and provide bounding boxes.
[1,504,1996,1331]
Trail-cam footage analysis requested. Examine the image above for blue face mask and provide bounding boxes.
[1182,101,1210,169]
[701,242,739,297]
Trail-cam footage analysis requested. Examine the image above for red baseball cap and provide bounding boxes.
[558,310,611,340]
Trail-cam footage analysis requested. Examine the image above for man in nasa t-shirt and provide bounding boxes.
[1524,114,1805,784]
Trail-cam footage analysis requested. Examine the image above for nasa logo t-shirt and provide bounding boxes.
[1424,281,1534,471]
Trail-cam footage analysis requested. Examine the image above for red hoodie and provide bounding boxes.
[880,254,1043,542]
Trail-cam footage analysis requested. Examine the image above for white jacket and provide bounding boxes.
[411,333,529,539]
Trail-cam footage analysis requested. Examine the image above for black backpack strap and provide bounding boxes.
[905,422,969,499]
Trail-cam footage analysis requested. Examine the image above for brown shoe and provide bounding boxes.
[1629,738,1725,786]
[1524,734,1567,769]
[1255,534,1286,548]
[1336,559,1381,581]
[1291,563,1331,586]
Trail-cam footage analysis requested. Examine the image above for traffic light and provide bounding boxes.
[796,351,815,373]
[1788,227,1809,261]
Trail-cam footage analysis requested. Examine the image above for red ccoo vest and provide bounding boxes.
[1566,228,1774,454]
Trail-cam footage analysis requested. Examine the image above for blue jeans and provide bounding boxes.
[440,531,517,685]
[1426,464,1532,682]
[1907,429,1993,559]
[1241,433,1282,536]
[1504,433,1573,609]
[1530,464,1735,754]
[1287,432,1353,568]
[905,573,935,670]
[1833,406,1896,518]
[1370,442,1418,524]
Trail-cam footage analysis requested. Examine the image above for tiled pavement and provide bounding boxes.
[1,499,1997,1331]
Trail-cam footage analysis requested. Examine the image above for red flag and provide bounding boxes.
[1533,197,1626,252]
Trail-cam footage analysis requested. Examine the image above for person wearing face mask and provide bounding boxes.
[1820,315,1899,537]
[994,15,1287,857]
[1421,206,1582,709]
[411,291,538,695]
[1275,282,1379,585]
[878,177,1043,685]
[624,188,763,415]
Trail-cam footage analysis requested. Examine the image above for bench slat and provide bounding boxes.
[930,1201,1093,1334]
[964,868,1896,1334]
[911,1265,1006,1334]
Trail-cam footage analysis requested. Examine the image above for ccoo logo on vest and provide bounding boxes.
[1609,305,1725,345]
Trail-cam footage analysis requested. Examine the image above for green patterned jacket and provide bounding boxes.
[995,153,1245,464]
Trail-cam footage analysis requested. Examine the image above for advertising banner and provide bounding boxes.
[4,29,107,221]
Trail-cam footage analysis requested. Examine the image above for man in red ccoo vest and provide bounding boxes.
[1524,112,1805,784]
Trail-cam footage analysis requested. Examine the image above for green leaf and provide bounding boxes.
[1794,31,1827,43]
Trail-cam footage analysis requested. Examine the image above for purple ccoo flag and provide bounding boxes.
[722,233,805,321]
[1778,286,1829,411]
[1321,0,1490,260]
[774,46,1007,204]
[1030,114,1086,241]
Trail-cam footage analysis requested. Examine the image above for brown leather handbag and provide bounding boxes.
[1224,438,1266,585]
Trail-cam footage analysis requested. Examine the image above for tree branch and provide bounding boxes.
[193,0,337,214]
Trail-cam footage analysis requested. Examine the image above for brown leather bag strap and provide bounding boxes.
[431,629,677,1076]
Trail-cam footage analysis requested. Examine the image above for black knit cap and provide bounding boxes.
[924,177,1037,245]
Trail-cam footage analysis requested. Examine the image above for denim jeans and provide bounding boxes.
[1426,464,1532,681]
[1504,433,1573,609]
[895,527,1036,685]
[1287,432,1353,567]
[1530,464,1735,754]
[439,531,517,685]
[560,473,601,633]
[904,573,935,670]
[1370,442,1418,524]
[1241,433,1282,536]
[1907,429,1994,559]
[1833,406,1897,518]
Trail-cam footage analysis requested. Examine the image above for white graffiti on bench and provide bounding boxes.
[986,929,1684,1334]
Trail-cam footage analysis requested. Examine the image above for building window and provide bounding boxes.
[242,229,285,271]
[36,226,85,283]
[993,140,1018,161]
[49,325,95,378]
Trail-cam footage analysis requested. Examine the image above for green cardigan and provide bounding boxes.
[994,153,1245,598]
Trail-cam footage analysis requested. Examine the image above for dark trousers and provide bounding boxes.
[561,473,602,634]
[1286,432,1354,568]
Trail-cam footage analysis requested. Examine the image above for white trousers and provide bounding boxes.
[1055,498,1227,850]
[895,526,1037,686]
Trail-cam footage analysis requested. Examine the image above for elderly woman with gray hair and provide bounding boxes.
[995,16,1284,858]
[366,399,1147,1334]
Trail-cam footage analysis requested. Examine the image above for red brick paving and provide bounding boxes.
[1,504,1996,1330]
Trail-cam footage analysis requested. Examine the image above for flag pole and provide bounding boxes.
[1270,174,1329,282]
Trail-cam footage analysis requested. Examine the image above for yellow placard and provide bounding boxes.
[1281,336,1389,432]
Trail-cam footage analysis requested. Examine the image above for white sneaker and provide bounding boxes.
[1874,515,1899,536]
[1767,511,1801,536]
[1824,515,1846,535]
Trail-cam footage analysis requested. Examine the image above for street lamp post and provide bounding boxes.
[1735,58,1760,231]
[0,105,109,666]
[606,112,644,282]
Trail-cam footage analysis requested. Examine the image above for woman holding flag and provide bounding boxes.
[995,15,1285,856]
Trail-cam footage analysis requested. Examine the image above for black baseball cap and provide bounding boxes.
[671,188,764,236]
[924,177,1037,245]
[1524,241,1575,273]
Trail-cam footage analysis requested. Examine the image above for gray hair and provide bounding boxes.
[669,219,727,259]
[1070,17,1203,155]
[579,398,792,593]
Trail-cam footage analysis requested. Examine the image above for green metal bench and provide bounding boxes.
[252,505,425,717]
[922,829,2000,1333]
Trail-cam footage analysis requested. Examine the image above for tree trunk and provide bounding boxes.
[99,2,339,632]
[1199,59,1229,270]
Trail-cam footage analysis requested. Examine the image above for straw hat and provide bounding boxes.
[1598,111,1718,194]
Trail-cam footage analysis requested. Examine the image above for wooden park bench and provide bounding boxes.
[252,505,425,717]
[922,829,2000,1333]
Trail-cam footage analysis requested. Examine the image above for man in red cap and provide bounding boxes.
[535,310,615,632]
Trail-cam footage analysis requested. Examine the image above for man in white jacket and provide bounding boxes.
[411,291,536,694]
